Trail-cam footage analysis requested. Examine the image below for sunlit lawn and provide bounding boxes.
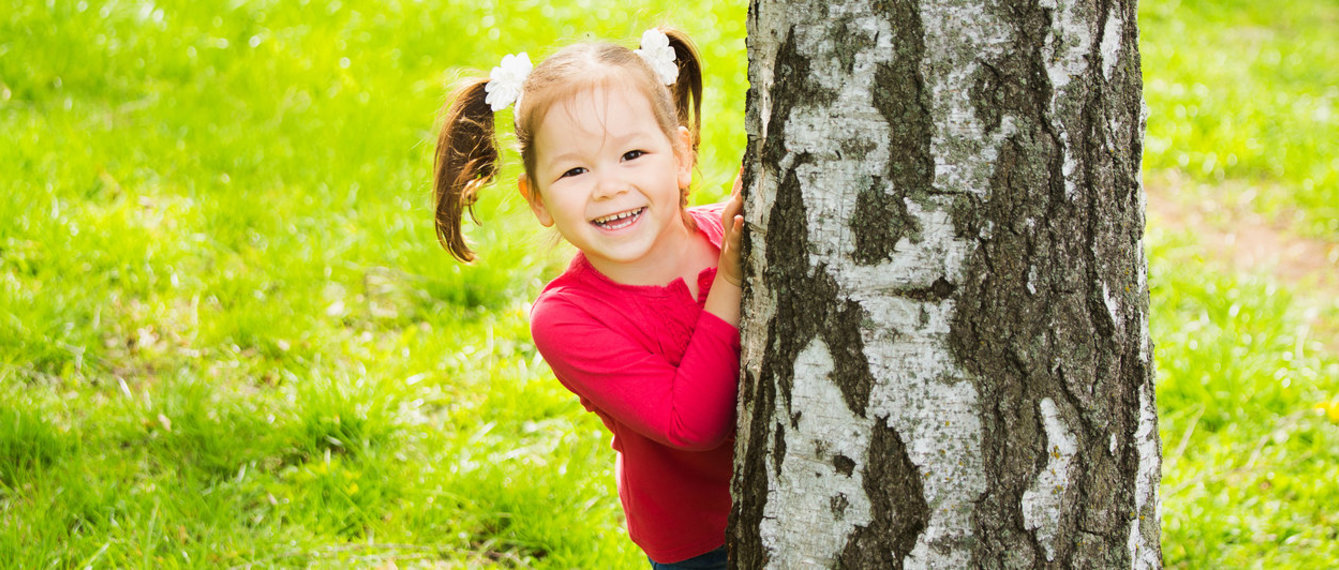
[1,0,1336,567]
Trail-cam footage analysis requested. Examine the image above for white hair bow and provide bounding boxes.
[485,52,532,112]
[634,29,678,85]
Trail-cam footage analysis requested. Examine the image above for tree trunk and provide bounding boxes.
[727,0,1161,567]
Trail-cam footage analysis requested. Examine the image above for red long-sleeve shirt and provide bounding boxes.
[528,205,740,563]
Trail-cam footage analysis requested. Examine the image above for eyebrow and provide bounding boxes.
[546,131,650,165]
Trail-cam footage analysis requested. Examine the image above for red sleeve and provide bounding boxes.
[530,296,741,451]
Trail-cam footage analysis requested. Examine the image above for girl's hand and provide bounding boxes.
[719,170,744,287]
[703,169,745,326]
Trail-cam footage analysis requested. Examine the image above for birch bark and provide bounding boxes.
[728,0,1161,567]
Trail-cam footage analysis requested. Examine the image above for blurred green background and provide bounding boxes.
[1,0,1335,567]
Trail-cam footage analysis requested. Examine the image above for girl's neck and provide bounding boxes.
[585,213,711,290]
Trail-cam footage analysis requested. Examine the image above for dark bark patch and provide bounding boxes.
[833,454,856,477]
[770,28,839,121]
[896,277,959,303]
[832,17,861,74]
[830,493,850,518]
[849,0,934,265]
[729,367,775,569]
[840,138,878,158]
[970,61,1006,134]
[872,60,932,153]
[874,2,934,180]
[851,177,921,265]
[837,419,929,569]
[827,296,876,415]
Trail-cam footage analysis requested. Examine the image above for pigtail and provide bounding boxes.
[433,79,499,262]
[662,29,703,154]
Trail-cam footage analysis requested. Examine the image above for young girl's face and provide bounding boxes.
[520,85,694,277]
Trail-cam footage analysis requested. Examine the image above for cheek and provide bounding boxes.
[547,190,586,220]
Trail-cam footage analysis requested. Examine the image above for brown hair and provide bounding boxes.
[433,28,703,262]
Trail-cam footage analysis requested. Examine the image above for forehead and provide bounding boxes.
[536,85,665,143]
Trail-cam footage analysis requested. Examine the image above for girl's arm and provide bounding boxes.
[530,298,740,451]
[702,175,744,326]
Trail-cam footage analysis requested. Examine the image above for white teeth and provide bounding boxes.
[592,208,643,227]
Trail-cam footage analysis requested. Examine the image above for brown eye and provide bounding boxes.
[622,150,645,161]
[561,167,587,179]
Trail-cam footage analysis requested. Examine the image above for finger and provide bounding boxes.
[724,199,742,222]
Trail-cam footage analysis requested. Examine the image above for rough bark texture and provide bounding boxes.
[727,0,1162,568]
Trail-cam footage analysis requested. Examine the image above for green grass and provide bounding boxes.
[1148,223,1339,567]
[1140,0,1339,238]
[1,0,1336,567]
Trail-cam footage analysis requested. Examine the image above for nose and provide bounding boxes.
[592,169,626,200]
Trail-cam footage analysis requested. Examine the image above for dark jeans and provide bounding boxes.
[648,546,728,570]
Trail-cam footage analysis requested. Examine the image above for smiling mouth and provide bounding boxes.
[591,207,646,230]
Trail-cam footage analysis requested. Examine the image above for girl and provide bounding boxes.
[432,28,743,569]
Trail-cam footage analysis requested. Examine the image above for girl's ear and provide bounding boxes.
[675,125,694,190]
[518,173,555,227]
